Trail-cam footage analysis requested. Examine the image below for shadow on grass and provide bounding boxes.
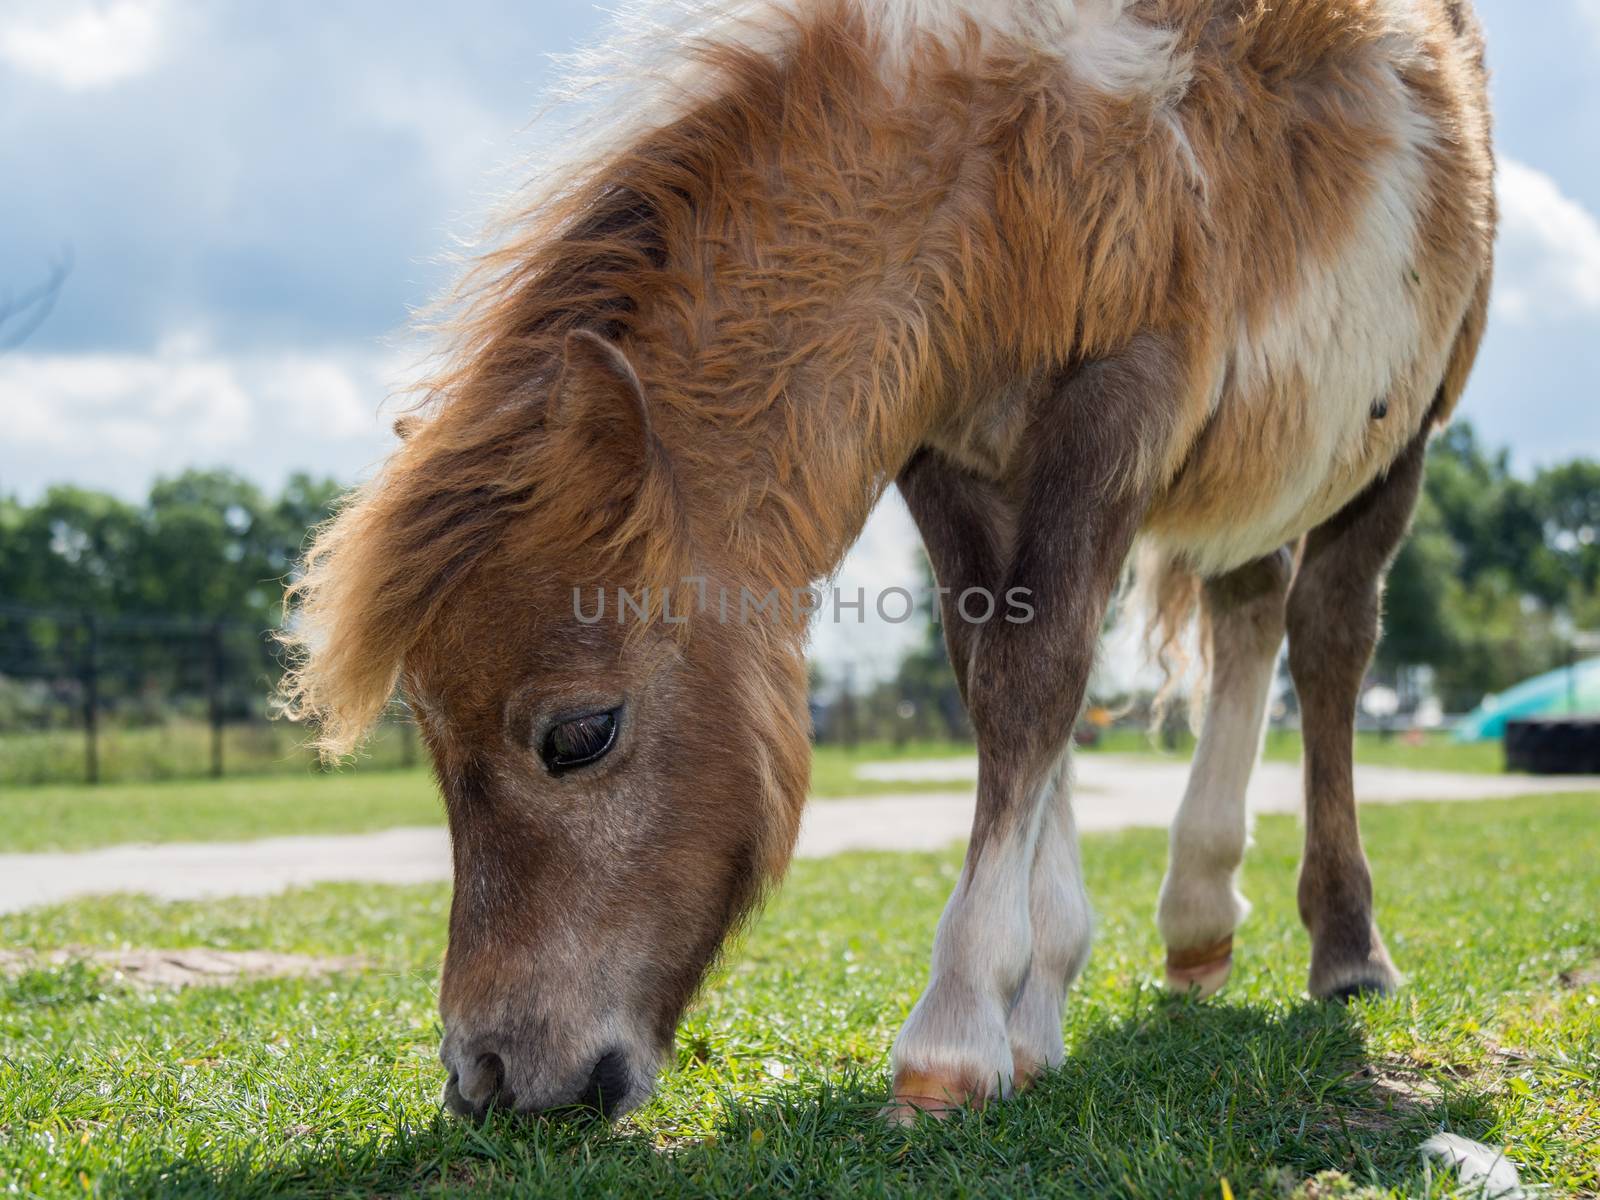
[105,997,1498,1199]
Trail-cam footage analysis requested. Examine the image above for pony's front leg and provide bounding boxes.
[1002,760,1092,1085]
[889,582,1114,1122]
[897,453,1089,1094]
[888,755,1053,1119]
[889,338,1182,1121]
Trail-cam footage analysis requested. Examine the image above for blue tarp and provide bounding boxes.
[1453,657,1600,742]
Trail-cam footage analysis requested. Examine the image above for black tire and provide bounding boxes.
[1504,718,1600,775]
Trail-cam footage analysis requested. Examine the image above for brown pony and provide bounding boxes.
[281,0,1494,1122]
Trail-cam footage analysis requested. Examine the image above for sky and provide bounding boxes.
[2,0,1598,677]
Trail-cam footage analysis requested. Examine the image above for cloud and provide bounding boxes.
[1580,0,1600,40]
[1494,157,1600,322]
[0,0,168,91]
[0,340,406,500]
[809,496,926,685]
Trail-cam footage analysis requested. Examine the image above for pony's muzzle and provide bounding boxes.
[440,1038,637,1122]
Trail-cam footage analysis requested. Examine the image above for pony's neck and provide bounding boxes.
[637,282,942,620]
[623,51,1017,612]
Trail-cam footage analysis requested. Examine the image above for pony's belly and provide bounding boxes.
[1135,0,1486,577]
[1143,357,1437,578]
[1143,424,1393,575]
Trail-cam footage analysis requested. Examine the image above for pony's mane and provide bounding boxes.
[279,3,881,755]
[280,0,1201,755]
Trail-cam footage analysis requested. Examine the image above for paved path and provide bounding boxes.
[2,756,1594,914]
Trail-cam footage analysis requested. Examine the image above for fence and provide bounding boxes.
[0,605,417,787]
[3,605,1300,787]
[1,603,984,786]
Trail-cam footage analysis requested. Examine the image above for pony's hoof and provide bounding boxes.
[1165,936,1233,998]
[1326,979,1392,1003]
[883,1071,986,1126]
[1309,950,1402,1002]
[1009,1052,1047,1092]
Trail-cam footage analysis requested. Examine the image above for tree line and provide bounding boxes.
[0,470,342,633]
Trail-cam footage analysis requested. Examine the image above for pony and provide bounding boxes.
[280,0,1494,1122]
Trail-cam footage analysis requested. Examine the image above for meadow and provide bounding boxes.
[1,732,1507,854]
[1,792,1596,1198]
[0,715,1507,791]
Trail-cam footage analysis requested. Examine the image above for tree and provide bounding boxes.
[0,471,343,632]
[1534,460,1600,597]
[1379,421,1599,712]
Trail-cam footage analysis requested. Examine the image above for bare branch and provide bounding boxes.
[0,247,74,351]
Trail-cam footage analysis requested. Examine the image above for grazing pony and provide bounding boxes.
[281,0,1494,1122]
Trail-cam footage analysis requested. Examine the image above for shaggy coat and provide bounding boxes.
[280,0,1494,1120]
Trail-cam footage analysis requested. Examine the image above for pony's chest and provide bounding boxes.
[922,373,1045,480]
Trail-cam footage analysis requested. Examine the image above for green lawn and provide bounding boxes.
[0,721,420,789]
[0,732,1524,855]
[1082,729,1507,776]
[2,793,1596,1197]
[0,743,976,855]
[0,770,446,855]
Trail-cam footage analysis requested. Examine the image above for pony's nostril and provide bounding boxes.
[475,1052,509,1108]
[446,1048,513,1118]
[578,1050,631,1117]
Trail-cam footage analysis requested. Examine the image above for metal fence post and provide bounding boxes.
[207,622,225,779]
[81,614,99,785]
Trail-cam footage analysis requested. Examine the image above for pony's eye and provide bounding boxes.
[540,710,619,774]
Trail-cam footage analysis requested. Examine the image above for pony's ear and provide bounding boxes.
[393,414,423,442]
[549,329,653,468]
[550,328,690,576]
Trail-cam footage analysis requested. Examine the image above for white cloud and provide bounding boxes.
[1494,157,1600,322]
[0,0,167,91]
[357,71,513,199]
[1581,0,1600,41]
[0,341,402,499]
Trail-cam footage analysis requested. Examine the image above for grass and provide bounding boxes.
[1,793,1596,1197]
[805,739,980,796]
[1082,729,1508,775]
[0,770,447,855]
[1,718,1508,793]
[0,743,980,855]
[0,720,420,789]
[0,733,1518,855]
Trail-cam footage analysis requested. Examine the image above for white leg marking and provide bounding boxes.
[890,773,1051,1113]
[1005,759,1092,1082]
[1157,575,1285,994]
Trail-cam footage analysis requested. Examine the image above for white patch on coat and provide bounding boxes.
[868,0,1191,103]
[866,0,1198,179]
[1170,58,1441,576]
[1371,0,1431,41]
[549,2,1194,200]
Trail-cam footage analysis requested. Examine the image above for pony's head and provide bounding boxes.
[279,4,926,1119]
[280,329,810,1119]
